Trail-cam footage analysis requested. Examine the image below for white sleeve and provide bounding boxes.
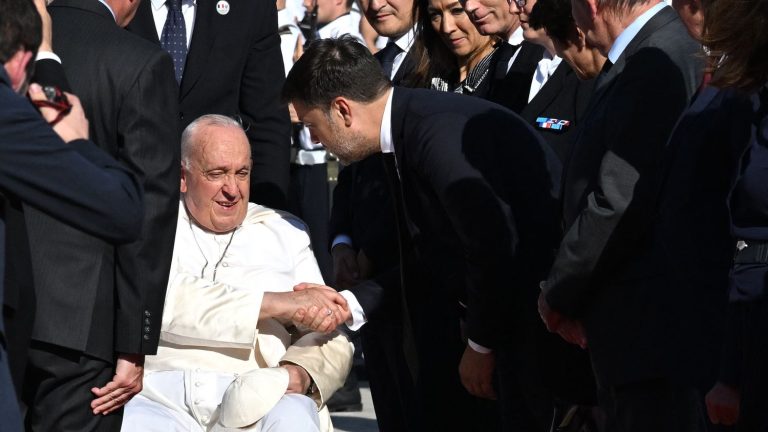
[161,272,264,349]
[339,290,367,331]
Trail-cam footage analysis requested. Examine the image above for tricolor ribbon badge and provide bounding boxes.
[536,117,571,131]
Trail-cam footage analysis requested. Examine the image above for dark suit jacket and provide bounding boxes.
[350,87,561,348]
[24,0,180,361]
[519,61,595,164]
[128,0,291,209]
[543,6,707,387]
[476,41,544,114]
[0,67,142,421]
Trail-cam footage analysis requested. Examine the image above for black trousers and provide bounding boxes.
[361,319,416,432]
[734,299,768,432]
[598,379,707,432]
[22,341,122,432]
[288,163,332,283]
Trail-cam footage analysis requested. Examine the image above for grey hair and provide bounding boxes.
[596,0,656,13]
[180,114,244,168]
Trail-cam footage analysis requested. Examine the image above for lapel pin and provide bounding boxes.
[536,117,571,131]
[216,0,230,15]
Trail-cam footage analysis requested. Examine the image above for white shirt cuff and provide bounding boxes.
[468,339,493,354]
[36,51,62,63]
[339,290,366,331]
[331,234,353,250]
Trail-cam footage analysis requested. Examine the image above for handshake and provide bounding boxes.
[261,283,352,334]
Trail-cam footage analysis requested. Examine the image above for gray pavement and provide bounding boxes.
[330,382,379,432]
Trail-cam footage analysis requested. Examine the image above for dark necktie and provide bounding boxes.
[380,153,419,383]
[379,42,402,80]
[161,0,187,84]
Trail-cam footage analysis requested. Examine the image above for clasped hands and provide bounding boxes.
[537,285,587,349]
[262,284,351,333]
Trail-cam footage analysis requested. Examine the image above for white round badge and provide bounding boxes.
[216,0,230,15]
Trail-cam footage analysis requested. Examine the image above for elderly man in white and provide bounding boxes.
[122,114,353,432]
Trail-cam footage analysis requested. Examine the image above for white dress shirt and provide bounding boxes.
[506,26,525,73]
[388,28,417,80]
[150,0,197,48]
[528,52,563,102]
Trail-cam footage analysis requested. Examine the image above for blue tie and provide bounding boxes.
[379,41,402,80]
[161,0,187,84]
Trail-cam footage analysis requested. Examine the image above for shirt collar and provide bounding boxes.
[379,88,395,154]
[151,0,196,11]
[98,0,116,21]
[393,27,417,53]
[607,2,667,63]
[508,26,524,45]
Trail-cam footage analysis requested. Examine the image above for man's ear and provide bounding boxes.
[584,0,599,21]
[5,49,33,93]
[180,164,188,193]
[332,97,354,127]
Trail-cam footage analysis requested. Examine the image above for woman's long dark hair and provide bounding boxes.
[703,0,768,91]
[408,0,460,88]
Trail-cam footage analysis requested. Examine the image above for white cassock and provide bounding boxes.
[122,201,353,432]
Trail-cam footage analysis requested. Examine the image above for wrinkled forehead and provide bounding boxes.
[192,125,252,167]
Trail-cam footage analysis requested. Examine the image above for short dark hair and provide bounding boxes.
[0,0,42,64]
[282,36,391,109]
[528,0,576,46]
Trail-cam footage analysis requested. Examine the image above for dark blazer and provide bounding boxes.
[519,61,595,164]
[24,0,180,361]
[543,7,708,387]
[350,87,561,348]
[476,40,544,114]
[128,0,291,209]
[0,68,143,424]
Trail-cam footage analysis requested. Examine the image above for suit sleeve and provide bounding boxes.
[32,58,72,92]
[240,1,291,209]
[543,47,696,317]
[112,51,181,354]
[0,87,143,242]
[328,163,356,250]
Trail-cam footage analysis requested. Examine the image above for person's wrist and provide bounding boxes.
[331,242,353,253]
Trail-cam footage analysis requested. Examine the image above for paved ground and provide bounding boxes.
[331,381,379,432]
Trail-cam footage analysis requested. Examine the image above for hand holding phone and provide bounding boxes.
[28,84,89,142]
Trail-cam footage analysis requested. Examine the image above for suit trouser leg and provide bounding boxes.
[497,345,553,432]
[288,163,332,283]
[22,341,122,432]
[598,379,707,432]
[361,320,416,432]
[736,299,768,432]
[0,343,24,432]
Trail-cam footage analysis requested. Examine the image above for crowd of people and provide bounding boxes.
[0,0,766,430]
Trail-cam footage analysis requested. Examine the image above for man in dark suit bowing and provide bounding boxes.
[536,0,704,429]
[127,0,291,209]
[22,0,179,430]
[286,37,562,432]
[326,1,417,426]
